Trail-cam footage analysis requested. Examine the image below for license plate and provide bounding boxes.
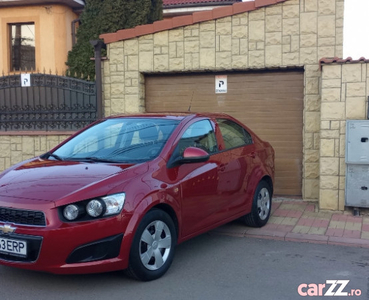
[0,237,27,257]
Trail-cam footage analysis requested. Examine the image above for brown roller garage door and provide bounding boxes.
[145,71,304,196]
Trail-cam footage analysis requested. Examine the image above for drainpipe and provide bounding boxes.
[71,19,80,47]
[90,40,105,119]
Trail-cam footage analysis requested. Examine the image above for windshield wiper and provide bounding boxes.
[41,152,63,161]
[81,157,120,163]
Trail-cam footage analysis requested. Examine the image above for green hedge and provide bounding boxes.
[66,0,163,80]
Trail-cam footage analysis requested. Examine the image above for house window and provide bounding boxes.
[9,23,35,72]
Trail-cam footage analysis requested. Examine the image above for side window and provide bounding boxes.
[217,118,253,150]
[176,120,217,156]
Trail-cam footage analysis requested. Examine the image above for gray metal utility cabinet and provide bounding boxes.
[346,120,369,208]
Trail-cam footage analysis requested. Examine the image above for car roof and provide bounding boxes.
[105,112,233,121]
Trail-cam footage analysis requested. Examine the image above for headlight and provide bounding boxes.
[60,193,126,222]
[102,193,125,216]
[63,204,79,221]
[86,200,105,218]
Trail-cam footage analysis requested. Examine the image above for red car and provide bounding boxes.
[0,113,274,281]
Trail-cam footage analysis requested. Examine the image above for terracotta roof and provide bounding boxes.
[0,0,84,9]
[319,57,369,69]
[100,0,287,44]
[163,0,240,7]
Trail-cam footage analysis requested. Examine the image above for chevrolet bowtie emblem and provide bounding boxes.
[0,224,16,234]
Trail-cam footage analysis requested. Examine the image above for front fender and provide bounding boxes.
[119,189,181,268]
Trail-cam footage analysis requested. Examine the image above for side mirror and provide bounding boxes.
[168,147,210,168]
[182,147,209,163]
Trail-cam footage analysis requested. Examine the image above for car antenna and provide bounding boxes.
[188,90,195,112]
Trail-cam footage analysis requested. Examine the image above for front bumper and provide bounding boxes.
[0,211,133,274]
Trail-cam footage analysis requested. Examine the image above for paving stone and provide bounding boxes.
[311,219,329,228]
[344,222,362,231]
[331,214,347,221]
[297,218,314,226]
[362,218,369,224]
[361,231,369,240]
[326,228,344,237]
[345,216,363,223]
[280,217,298,226]
[274,225,294,232]
[305,204,316,212]
[328,220,345,229]
[343,230,361,239]
[362,224,369,232]
[308,227,327,235]
[279,203,307,211]
[271,201,281,213]
[273,209,289,217]
[269,216,284,224]
[287,210,303,218]
[292,225,310,234]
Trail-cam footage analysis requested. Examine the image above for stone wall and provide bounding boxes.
[320,62,369,210]
[102,0,344,203]
[0,134,71,172]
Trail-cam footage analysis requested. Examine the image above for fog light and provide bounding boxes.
[86,200,104,217]
[63,204,79,221]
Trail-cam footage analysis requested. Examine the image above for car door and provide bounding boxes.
[215,118,255,216]
[167,119,225,238]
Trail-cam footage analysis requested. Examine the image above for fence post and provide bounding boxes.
[90,40,105,119]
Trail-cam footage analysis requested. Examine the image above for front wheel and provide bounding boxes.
[242,181,272,227]
[126,209,176,281]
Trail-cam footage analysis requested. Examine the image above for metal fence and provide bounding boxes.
[0,73,97,131]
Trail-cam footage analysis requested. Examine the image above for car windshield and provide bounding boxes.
[51,118,180,163]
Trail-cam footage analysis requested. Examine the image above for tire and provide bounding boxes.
[126,209,177,281]
[242,181,272,228]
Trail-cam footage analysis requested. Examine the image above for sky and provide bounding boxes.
[343,0,369,59]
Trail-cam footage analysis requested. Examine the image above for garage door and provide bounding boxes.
[145,71,304,196]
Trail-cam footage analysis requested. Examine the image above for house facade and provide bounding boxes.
[98,0,360,211]
[0,0,84,74]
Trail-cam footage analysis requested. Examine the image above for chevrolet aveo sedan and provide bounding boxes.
[0,113,274,281]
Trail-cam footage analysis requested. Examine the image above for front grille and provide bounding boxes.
[0,207,46,226]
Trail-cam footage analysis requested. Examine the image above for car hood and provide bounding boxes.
[0,159,137,203]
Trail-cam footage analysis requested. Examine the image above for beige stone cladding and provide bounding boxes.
[102,0,344,205]
[320,61,369,210]
[0,134,71,172]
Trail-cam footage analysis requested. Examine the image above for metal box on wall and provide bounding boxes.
[346,165,369,208]
[346,120,369,164]
[346,120,369,208]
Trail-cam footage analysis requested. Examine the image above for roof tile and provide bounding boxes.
[192,9,214,23]
[100,0,287,44]
[232,1,255,14]
[319,57,369,69]
[163,0,239,6]
[255,0,278,8]
[172,15,194,28]
[134,24,155,37]
[153,18,174,32]
[212,5,233,19]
